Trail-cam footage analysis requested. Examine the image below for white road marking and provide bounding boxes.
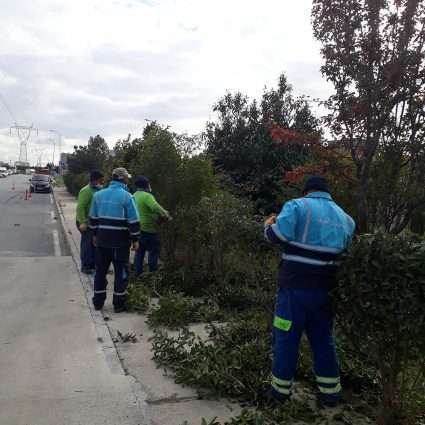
[50,194,54,205]
[52,229,61,257]
[50,211,55,222]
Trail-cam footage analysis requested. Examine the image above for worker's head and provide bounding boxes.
[302,175,330,196]
[112,167,131,184]
[134,176,151,192]
[90,170,104,189]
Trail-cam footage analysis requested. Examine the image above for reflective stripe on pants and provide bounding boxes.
[272,287,342,401]
[93,246,129,308]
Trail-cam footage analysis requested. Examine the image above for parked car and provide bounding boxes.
[0,167,8,178]
[29,174,53,193]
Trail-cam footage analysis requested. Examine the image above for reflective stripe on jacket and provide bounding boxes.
[265,192,355,289]
[89,181,140,248]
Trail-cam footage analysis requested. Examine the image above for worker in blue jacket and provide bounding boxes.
[89,168,140,313]
[264,176,355,406]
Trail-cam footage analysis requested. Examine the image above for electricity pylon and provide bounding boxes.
[10,124,38,163]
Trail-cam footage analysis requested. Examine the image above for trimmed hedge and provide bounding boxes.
[63,173,89,196]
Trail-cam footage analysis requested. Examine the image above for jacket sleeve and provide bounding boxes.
[125,194,141,241]
[344,215,356,248]
[88,193,99,234]
[147,194,170,217]
[264,200,299,244]
[76,187,90,224]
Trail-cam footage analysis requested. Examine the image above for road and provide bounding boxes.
[0,174,67,257]
[0,175,145,425]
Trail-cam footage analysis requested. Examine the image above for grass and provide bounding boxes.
[53,175,65,187]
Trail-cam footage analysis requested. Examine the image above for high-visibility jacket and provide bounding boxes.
[89,180,140,248]
[265,191,355,289]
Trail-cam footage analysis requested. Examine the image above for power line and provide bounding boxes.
[0,92,17,123]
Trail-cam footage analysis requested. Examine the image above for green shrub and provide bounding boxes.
[147,292,200,329]
[147,291,225,329]
[129,125,181,210]
[161,192,276,288]
[63,173,88,196]
[182,403,323,425]
[150,316,272,403]
[336,233,425,425]
[127,282,150,314]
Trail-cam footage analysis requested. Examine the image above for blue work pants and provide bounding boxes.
[271,287,341,402]
[93,247,129,308]
[77,223,95,271]
[134,231,160,274]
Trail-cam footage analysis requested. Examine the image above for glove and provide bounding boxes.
[131,241,140,251]
[265,214,277,227]
[79,223,88,232]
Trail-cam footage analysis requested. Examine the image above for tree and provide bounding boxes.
[67,135,109,174]
[129,123,181,209]
[125,122,217,212]
[312,0,425,233]
[113,134,143,170]
[205,74,320,214]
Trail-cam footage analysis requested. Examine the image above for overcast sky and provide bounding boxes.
[0,0,330,165]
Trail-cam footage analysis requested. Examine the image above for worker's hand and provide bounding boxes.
[131,241,140,251]
[265,214,277,227]
[158,215,172,224]
[92,236,97,247]
[79,223,88,232]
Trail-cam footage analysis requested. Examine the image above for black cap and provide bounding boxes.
[90,170,104,181]
[134,176,150,189]
[303,175,330,194]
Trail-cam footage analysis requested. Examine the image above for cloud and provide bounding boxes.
[0,0,327,165]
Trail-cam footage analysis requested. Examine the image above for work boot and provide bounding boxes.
[114,304,128,313]
[258,386,290,407]
[93,303,103,311]
[318,393,343,408]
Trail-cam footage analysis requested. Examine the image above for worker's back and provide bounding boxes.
[266,191,355,289]
[133,190,169,233]
[90,180,139,248]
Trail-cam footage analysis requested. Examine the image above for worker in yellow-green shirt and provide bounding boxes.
[133,176,170,275]
[76,170,104,274]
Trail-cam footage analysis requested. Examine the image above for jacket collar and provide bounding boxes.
[109,180,128,190]
[304,191,333,201]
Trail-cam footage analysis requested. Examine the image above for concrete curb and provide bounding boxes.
[53,187,152,424]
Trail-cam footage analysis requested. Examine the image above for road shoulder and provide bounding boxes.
[0,255,148,425]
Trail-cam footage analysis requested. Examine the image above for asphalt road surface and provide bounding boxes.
[0,176,145,424]
[0,174,68,257]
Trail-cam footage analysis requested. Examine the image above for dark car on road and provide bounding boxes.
[30,174,53,193]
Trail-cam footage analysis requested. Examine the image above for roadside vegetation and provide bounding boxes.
[63,1,425,424]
